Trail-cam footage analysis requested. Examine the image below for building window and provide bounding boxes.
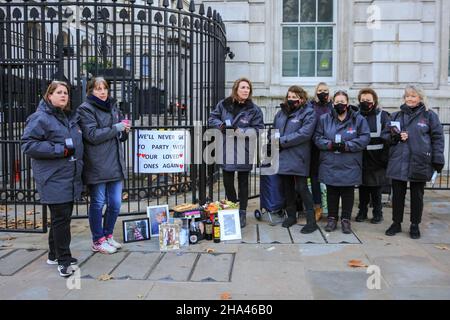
[124,53,132,71]
[281,0,335,78]
[142,53,149,77]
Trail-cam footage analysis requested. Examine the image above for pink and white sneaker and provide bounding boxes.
[92,237,117,254]
[106,235,123,249]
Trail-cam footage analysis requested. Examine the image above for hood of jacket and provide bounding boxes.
[86,95,117,112]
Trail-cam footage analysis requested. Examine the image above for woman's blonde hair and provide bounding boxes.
[313,82,331,103]
[403,84,428,109]
[87,76,110,96]
[230,77,253,103]
[43,81,71,111]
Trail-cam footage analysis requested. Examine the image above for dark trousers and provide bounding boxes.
[223,170,249,211]
[358,186,383,217]
[392,179,425,224]
[327,185,355,220]
[48,202,73,265]
[280,175,314,217]
[310,175,322,206]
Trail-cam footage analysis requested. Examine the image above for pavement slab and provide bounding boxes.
[290,224,326,244]
[79,251,128,279]
[111,251,161,280]
[0,249,46,276]
[371,255,450,287]
[148,252,197,281]
[258,223,292,244]
[190,253,234,282]
[307,270,390,300]
[224,224,258,244]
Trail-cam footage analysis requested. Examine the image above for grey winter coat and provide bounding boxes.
[384,104,445,182]
[208,97,265,172]
[273,103,317,176]
[21,100,84,204]
[361,108,391,186]
[314,106,371,186]
[77,96,128,185]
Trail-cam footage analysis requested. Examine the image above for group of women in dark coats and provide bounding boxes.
[209,79,445,240]
[22,77,130,277]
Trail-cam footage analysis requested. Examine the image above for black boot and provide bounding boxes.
[370,213,383,224]
[239,210,246,229]
[355,212,368,222]
[301,210,318,234]
[410,223,421,239]
[341,218,352,234]
[282,211,297,228]
[385,222,402,236]
[324,216,337,232]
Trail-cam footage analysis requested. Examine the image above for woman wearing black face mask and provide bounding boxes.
[307,82,334,222]
[273,86,318,233]
[314,90,370,234]
[355,88,391,224]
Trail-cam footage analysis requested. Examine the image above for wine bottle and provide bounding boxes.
[213,215,221,243]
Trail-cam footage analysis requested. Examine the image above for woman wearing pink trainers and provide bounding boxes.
[77,77,130,254]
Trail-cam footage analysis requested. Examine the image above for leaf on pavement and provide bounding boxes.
[220,292,232,300]
[98,274,114,281]
[348,259,368,268]
[435,245,450,251]
[206,248,215,254]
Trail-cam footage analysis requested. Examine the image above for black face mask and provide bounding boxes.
[359,101,374,114]
[317,92,329,104]
[334,103,347,115]
[287,99,300,109]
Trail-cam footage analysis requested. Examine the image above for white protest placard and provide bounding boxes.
[134,130,190,173]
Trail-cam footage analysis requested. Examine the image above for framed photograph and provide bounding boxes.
[147,204,169,237]
[218,209,242,241]
[122,218,150,243]
[159,223,181,251]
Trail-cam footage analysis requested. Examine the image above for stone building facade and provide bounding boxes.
[197,0,450,122]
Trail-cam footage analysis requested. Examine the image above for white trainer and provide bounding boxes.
[106,236,123,249]
[92,238,117,254]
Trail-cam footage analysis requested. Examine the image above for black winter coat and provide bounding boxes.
[361,108,391,186]
[208,97,264,172]
[77,96,128,185]
[21,100,84,204]
[306,100,333,177]
[314,106,371,186]
[273,103,316,176]
[384,104,445,182]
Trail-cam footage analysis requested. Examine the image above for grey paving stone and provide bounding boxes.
[0,249,13,259]
[372,255,450,287]
[190,253,233,282]
[320,225,361,244]
[417,220,450,244]
[0,249,46,276]
[225,224,257,244]
[290,224,326,244]
[307,270,389,300]
[79,251,128,279]
[258,223,292,244]
[148,252,197,281]
[111,252,161,280]
[387,286,450,300]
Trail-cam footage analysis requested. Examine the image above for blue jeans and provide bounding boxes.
[88,181,123,242]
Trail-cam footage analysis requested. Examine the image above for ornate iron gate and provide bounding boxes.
[0,0,228,233]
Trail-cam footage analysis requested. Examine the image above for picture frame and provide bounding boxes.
[147,204,169,237]
[159,223,181,251]
[122,218,151,243]
[218,209,242,241]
